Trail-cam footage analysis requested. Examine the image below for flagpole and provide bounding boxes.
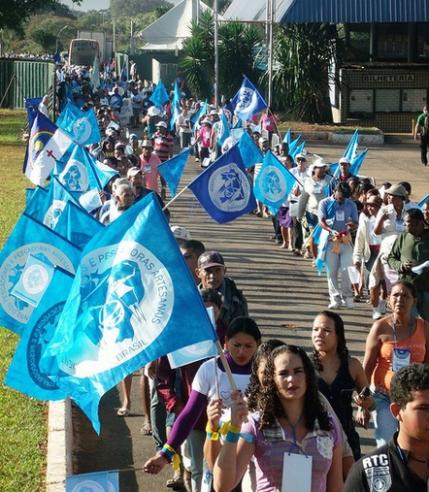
[214,0,219,109]
[215,341,238,391]
[162,184,189,211]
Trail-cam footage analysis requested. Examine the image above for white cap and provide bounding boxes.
[147,106,161,116]
[171,225,191,241]
[339,157,351,165]
[295,153,306,160]
[313,158,327,168]
[156,121,167,128]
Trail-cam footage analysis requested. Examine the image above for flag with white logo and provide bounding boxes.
[253,150,299,215]
[231,76,267,122]
[57,102,101,146]
[43,194,216,433]
[188,145,256,224]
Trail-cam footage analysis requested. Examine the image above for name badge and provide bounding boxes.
[392,348,411,372]
[144,165,152,173]
[313,184,322,193]
[335,210,345,221]
[282,453,312,492]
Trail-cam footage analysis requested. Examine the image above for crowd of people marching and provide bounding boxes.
[36,61,429,492]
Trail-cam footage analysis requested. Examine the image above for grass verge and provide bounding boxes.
[0,109,47,492]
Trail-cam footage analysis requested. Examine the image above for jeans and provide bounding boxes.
[149,380,166,451]
[184,429,205,492]
[420,135,428,165]
[372,389,398,447]
[325,242,353,303]
[417,290,429,322]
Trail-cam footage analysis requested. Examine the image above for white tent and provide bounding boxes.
[138,0,214,51]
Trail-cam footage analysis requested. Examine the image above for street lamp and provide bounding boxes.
[56,25,70,53]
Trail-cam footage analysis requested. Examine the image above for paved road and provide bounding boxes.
[72,138,429,491]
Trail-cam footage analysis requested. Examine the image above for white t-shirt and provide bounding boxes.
[192,357,251,415]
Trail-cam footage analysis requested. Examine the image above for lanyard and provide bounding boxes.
[285,415,303,453]
[391,316,414,347]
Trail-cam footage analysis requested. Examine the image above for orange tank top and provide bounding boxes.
[372,318,426,393]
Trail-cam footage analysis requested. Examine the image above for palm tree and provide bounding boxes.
[268,23,341,123]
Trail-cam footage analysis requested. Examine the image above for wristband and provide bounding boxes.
[160,444,181,471]
[225,431,240,443]
[205,422,219,433]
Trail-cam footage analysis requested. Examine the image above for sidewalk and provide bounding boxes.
[70,141,429,491]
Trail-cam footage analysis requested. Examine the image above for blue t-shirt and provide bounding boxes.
[318,197,358,232]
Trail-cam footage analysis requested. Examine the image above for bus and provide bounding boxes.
[68,39,100,66]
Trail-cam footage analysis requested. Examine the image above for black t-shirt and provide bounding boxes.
[344,434,427,492]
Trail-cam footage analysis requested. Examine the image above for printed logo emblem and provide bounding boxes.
[364,466,392,492]
[258,165,286,202]
[208,163,250,212]
[58,159,89,191]
[71,480,105,492]
[72,117,93,145]
[59,241,174,377]
[27,302,65,390]
[22,263,50,295]
[0,244,74,323]
[235,87,258,117]
[43,199,66,229]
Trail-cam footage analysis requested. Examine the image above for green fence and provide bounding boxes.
[0,59,55,109]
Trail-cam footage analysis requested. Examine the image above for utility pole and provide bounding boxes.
[130,19,134,54]
[267,0,275,108]
[214,0,219,109]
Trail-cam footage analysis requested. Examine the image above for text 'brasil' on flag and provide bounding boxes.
[42,193,217,433]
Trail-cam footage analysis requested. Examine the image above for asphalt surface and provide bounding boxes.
[72,136,429,491]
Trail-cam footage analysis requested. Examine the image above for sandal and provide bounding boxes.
[140,421,152,435]
[166,477,185,490]
[116,407,130,416]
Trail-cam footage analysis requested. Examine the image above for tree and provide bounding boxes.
[268,23,342,123]
[181,11,262,100]
[0,0,80,33]
[30,30,57,51]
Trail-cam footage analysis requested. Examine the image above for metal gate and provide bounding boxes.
[0,59,55,109]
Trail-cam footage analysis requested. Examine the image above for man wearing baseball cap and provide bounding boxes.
[153,121,173,200]
[196,250,248,326]
[329,156,354,195]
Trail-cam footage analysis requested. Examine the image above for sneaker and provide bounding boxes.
[372,306,383,320]
[328,301,341,309]
[344,298,354,309]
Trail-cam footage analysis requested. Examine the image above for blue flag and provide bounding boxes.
[188,145,256,224]
[290,141,306,162]
[43,194,216,433]
[25,176,81,230]
[191,101,208,128]
[343,129,359,161]
[56,102,102,146]
[350,148,368,176]
[231,76,267,122]
[238,131,263,169]
[55,144,118,192]
[24,97,43,129]
[54,201,104,249]
[158,148,190,196]
[418,194,429,208]
[217,110,231,147]
[4,266,73,400]
[169,80,181,131]
[66,470,119,492]
[0,212,82,335]
[149,81,169,108]
[253,150,298,215]
[288,134,302,155]
[283,128,291,144]
[313,199,336,273]
[23,111,57,180]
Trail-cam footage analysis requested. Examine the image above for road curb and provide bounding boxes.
[46,399,73,492]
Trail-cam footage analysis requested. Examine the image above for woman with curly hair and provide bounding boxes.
[213,344,343,492]
[311,311,373,463]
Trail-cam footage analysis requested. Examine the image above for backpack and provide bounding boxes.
[421,114,429,138]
